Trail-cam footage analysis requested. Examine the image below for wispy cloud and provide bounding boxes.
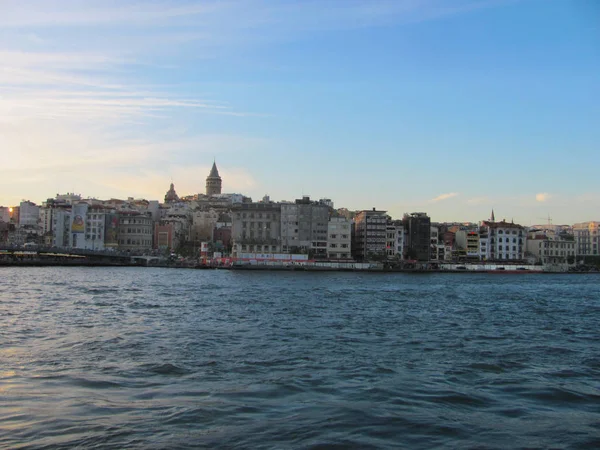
[0,0,517,206]
[430,192,459,203]
[466,196,490,205]
[0,0,516,30]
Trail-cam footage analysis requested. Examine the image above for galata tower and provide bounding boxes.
[206,161,222,196]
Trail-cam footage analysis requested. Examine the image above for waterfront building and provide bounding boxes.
[327,217,352,260]
[64,203,110,250]
[385,221,405,260]
[206,161,222,196]
[455,229,481,260]
[353,208,387,261]
[231,202,282,256]
[117,212,153,252]
[84,206,109,251]
[52,209,71,248]
[19,201,40,228]
[280,196,330,258]
[526,229,576,266]
[213,225,232,254]
[480,219,526,261]
[406,212,431,261]
[430,226,441,261]
[154,222,175,252]
[572,221,600,257]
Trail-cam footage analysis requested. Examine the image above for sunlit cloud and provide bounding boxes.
[430,192,459,203]
[535,192,551,202]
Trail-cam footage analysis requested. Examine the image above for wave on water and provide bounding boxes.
[1,268,599,449]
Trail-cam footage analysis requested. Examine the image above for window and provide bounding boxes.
[330,234,337,239]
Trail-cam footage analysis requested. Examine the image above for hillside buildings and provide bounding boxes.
[0,160,598,268]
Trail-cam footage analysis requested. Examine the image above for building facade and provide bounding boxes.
[352,208,387,261]
[280,197,329,258]
[526,230,576,266]
[480,220,526,261]
[573,221,600,257]
[19,201,40,228]
[327,217,352,259]
[231,202,282,256]
[406,212,431,261]
[117,213,153,252]
[385,222,405,260]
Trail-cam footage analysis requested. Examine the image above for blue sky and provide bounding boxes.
[1,0,598,224]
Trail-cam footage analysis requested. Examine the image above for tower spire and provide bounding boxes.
[206,160,222,196]
[491,209,495,222]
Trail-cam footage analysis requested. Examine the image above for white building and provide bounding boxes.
[573,221,600,257]
[526,229,576,266]
[480,220,526,261]
[385,223,404,260]
[327,217,351,259]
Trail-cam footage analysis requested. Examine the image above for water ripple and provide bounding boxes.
[1,268,599,448]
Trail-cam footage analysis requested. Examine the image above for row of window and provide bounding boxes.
[329,243,349,248]
[544,242,575,248]
[494,230,523,235]
[242,222,272,229]
[121,218,151,225]
[122,228,152,234]
[238,213,275,219]
[119,239,151,246]
[240,244,278,252]
[494,237,522,243]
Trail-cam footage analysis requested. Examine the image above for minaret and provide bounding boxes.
[490,209,495,222]
[206,161,222,196]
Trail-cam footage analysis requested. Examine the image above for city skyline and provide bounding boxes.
[1,0,598,224]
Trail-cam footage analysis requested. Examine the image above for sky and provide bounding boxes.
[1,0,598,225]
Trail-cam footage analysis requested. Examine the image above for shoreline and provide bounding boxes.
[1,260,597,274]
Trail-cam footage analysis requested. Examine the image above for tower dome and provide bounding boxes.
[206,161,222,196]
[164,182,179,203]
